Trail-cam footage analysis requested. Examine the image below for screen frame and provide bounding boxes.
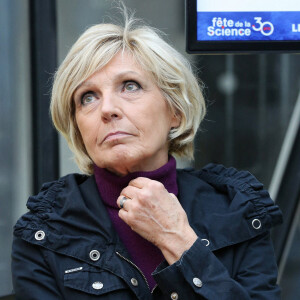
[186,0,300,54]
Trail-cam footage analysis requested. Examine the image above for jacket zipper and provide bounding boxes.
[116,251,151,291]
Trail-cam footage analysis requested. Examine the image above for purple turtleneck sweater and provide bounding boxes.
[94,156,178,290]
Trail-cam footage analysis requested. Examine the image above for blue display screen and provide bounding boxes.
[197,1,300,41]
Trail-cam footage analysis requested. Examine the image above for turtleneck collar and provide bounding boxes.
[94,155,178,209]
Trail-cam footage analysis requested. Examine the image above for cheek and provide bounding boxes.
[137,107,172,137]
[138,117,171,147]
[76,115,98,148]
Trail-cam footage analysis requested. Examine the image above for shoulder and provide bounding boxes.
[13,173,91,237]
[178,163,275,207]
[177,163,281,217]
[177,163,283,250]
[178,163,264,193]
[27,173,90,211]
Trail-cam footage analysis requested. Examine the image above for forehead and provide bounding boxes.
[105,51,140,70]
[90,51,150,82]
[74,51,156,94]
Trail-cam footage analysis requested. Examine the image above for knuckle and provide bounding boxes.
[139,189,151,201]
[129,178,138,186]
[130,201,139,211]
[148,180,163,190]
[121,186,130,195]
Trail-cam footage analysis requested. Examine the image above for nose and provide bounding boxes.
[100,91,122,122]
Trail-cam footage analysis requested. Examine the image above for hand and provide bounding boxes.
[117,177,197,264]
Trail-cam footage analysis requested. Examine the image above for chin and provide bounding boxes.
[95,149,146,175]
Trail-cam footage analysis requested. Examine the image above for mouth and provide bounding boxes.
[101,131,133,143]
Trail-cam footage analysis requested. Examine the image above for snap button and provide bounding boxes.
[193,277,203,287]
[170,292,179,299]
[34,230,45,241]
[89,250,100,261]
[92,281,103,290]
[201,239,210,247]
[252,218,262,230]
[131,278,138,286]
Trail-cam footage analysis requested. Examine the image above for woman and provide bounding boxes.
[12,13,282,300]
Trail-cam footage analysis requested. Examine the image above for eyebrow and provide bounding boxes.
[74,70,142,92]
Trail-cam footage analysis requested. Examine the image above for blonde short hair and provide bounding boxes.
[51,15,206,175]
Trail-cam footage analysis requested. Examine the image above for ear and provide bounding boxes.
[170,112,181,129]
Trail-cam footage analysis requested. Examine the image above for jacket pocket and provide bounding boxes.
[64,267,127,296]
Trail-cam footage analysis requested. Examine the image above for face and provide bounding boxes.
[74,51,180,176]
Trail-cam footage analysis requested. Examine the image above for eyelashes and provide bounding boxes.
[122,80,141,92]
[78,80,142,106]
[80,92,97,105]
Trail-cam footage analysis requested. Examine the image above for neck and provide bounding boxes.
[104,151,170,177]
[94,156,178,208]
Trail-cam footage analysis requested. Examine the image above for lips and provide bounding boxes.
[101,131,132,143]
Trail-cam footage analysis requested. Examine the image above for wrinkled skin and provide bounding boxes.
[74,51,197,264]
[117,177,197,264]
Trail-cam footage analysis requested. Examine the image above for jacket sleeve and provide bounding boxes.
[11,236,63,300]
[152,232,280,300]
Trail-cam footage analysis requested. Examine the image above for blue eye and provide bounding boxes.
[123,81,141,92]
[81,92,96,105]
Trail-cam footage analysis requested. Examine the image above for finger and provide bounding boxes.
[120,185,139,200]
[169,193,176,199]
[118,208,129,224]
[169,193,179,202]
[128,177,152,188]
[117,196,131,210]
